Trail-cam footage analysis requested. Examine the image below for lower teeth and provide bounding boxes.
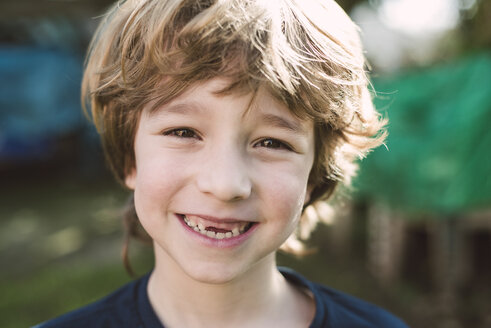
[183,217,251,239]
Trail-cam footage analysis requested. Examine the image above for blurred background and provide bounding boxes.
[0,0,490,327]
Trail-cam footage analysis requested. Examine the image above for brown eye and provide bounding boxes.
[165,128,198,138]
[256,138,291,150]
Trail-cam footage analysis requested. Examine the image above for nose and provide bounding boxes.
[196,144,252,202]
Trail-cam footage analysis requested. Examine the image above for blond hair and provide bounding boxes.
[82,0,386,270]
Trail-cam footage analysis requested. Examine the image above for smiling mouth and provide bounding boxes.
[178,214,255,240]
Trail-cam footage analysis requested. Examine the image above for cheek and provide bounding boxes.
[259,165,309,224]
[132,155,186,228]
[135,161,173,200]
[134,147,189,194]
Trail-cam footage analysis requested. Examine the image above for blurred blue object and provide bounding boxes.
[0,46,83,161]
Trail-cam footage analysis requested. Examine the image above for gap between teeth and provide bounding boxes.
[183,216,247,239]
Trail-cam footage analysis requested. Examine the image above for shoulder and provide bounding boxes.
[279,267,409,328]
[33,274,150,328]
[311,282,409,328]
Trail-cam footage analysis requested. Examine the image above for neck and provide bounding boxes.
[147,245,310,328]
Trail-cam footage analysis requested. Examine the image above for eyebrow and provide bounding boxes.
[150,100,308,135]
[260,113,307,135]
[150,101,205,116]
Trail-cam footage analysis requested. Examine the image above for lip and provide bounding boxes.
[176,213,258,248]
[183,213,255,224]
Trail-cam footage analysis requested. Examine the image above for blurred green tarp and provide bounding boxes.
[355,52,491,215]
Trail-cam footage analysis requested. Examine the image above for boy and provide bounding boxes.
[37,0,408,327]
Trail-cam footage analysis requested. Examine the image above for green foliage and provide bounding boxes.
[356,53,491,214]
[0,264,131,328]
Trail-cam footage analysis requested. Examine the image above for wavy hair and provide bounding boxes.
[82,0,386,273]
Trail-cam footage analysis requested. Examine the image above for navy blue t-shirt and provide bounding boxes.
[34,267,408,328]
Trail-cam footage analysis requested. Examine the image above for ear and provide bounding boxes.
[125,168,136,190]
[304,184,314,206]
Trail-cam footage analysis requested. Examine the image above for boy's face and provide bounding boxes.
[125,78,315,284]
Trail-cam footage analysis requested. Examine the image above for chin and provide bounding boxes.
[180,259,249,285]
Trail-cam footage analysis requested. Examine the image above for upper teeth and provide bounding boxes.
[183,215,248,239]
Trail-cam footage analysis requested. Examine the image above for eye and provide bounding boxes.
[255,138,292,151]
[164,128,199,139]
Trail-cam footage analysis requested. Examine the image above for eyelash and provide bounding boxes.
[255,138,292,151]
[163,129,292,151]
[163,128,200,139]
